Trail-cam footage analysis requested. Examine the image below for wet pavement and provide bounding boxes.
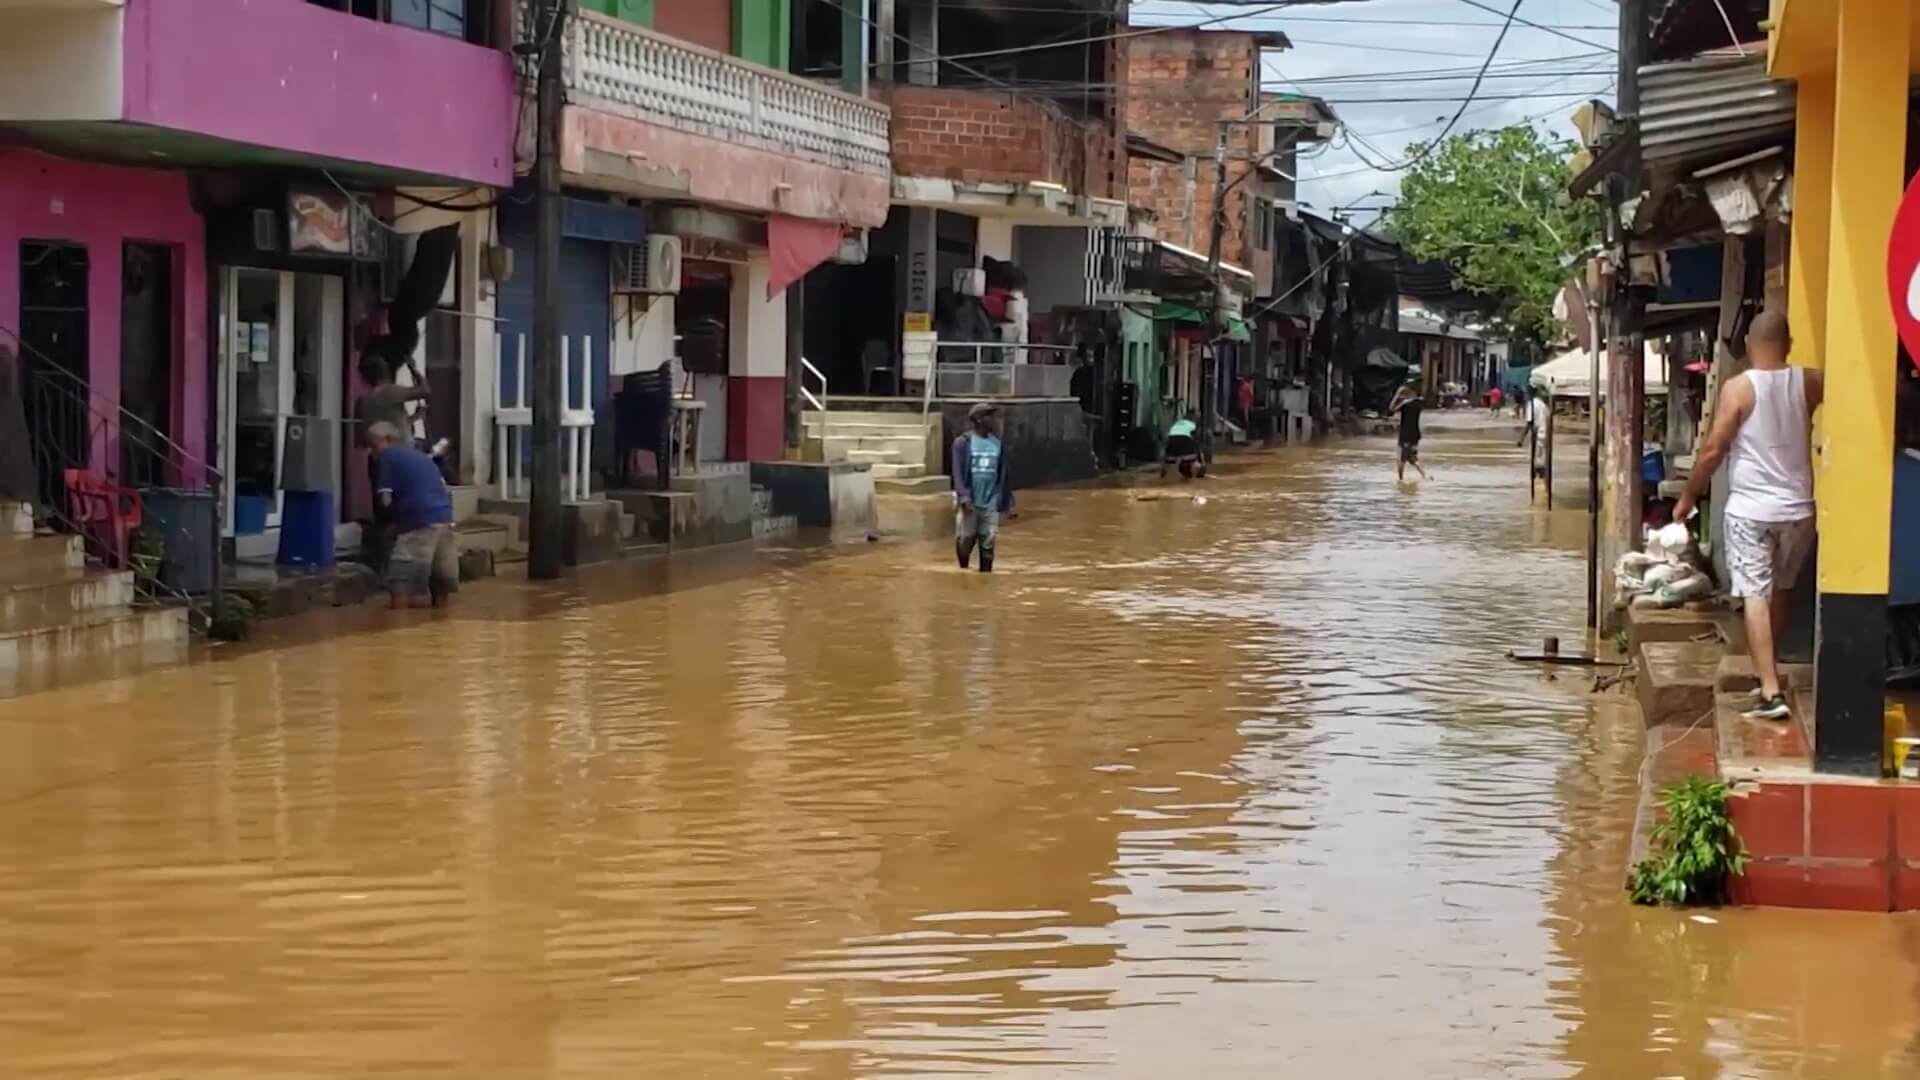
[1,419,1916,1078]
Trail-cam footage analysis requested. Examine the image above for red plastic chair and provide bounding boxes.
[63,469,142,569]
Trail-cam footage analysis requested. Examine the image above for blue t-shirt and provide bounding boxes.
[376,446,453,531]
[967,432,1003,511]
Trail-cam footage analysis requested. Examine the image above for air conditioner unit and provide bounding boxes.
[613,235,683,296]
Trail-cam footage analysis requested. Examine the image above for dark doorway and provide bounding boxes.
[120,242,173,487]
[19,241,90,515]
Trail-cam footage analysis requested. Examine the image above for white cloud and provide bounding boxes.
[1133,0,1618,221]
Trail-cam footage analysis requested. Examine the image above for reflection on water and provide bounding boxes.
[0,423,1914,1078]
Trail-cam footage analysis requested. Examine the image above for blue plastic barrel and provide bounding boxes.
[276,490,336,569]
[1641,449,1666,486]
[233,494,269,535]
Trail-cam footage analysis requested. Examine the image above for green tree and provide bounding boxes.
[1385,124,1601,345]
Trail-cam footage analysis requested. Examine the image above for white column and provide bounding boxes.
[977,217,1014,264]
[730,256,789,381]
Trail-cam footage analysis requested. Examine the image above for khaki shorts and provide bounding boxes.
[956,505,999,548]
[1725,514,1814,599]
[388,524,459,597]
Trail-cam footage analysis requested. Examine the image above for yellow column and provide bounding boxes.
[1814,0,1909,775]
[1787,72,1834,363]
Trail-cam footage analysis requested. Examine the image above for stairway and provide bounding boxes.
[0,504,188,683]
[802,410,945,493]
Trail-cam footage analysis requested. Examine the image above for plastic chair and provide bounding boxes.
[63,468,142,569]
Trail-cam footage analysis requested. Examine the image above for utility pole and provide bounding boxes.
[528,0,566,580]
[1602,0,1648,591]
[1201,125,1229,464]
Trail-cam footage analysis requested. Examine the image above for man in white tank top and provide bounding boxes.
[1674,311,1824,721]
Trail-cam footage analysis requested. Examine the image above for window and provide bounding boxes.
[390,0,466,37]
[1250,198,1272,252]
[308,0,496,44]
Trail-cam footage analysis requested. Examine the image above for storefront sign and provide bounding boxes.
[288,189,352,255]
[1887,171,1920,369]
[902,312,932,334]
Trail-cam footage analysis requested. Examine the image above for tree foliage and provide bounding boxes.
[1385,124,1601,346]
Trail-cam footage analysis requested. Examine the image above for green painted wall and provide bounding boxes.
[583,0,653,27]
[732,0,789,70]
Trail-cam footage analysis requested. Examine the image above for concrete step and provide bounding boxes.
[1635,639,1722,728]
[0,637,193,699]
[751,485,774,518]
[454,519,510,556]
[0,534,85,583]
[870,463,927,480]
[0,569,134,634]
[803,409,929,427]
[845,448,905,465]
[875,473,952,496]
[753,513,799,540]
[0,606,188,673]
[1,502,32,538]
[447,485,483,523]
[821,435,927,464]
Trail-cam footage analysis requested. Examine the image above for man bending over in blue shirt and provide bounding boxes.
[369,421,457,609]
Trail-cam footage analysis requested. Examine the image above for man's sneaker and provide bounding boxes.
[1743,695,1792,721]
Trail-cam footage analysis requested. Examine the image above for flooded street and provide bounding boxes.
[1,422,1916,1078]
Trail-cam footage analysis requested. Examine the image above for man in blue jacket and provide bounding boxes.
[952,402,1013,572]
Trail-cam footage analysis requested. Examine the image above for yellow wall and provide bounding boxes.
[1813,0,1910,596]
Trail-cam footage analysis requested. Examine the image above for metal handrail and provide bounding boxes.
[799,357,827,412]
[3,323,222,631]
[1,324,222,486]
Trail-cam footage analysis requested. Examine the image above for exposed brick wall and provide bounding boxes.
[885,85,1117,200]
[1126,32,1265,268]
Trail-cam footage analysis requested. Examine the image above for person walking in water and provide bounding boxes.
[953,402,1012,572]
[1390,382,1429,481]
[1674,311,1822,721]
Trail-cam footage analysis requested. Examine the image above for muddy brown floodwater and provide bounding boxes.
[1,421,1917,1078]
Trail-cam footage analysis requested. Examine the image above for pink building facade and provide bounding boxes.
[0,0,516,539]
[0,151,209,472]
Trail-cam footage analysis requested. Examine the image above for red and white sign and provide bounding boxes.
[1886,171,1920,368]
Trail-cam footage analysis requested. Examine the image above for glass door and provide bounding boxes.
[221,268,294,534]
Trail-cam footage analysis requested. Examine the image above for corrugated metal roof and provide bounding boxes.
[1638,48,1795,172]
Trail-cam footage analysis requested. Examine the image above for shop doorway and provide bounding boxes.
[120,242,173,486]
[18,241,89,514]
[218,267,344,540]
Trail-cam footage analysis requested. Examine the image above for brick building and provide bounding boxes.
[1126,29,1290,266]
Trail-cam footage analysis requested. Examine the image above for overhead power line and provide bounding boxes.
[1453,0,1615,51]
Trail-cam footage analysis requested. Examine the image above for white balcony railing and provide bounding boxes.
[564,10,890,176]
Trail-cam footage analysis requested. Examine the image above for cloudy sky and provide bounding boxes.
[1134,0,1620,222]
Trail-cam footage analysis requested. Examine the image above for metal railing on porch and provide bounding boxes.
[2,325,223,632]
[919,342,1079,416]
[493,332,596,502]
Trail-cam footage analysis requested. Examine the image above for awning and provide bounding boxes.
[1152,302,1252,341]
[767,215,845,298]
[1365,348,1409,370]
[1153,301,1205,324]
[1530,344,1667,398]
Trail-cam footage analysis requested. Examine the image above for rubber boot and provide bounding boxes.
[979,546,994,573]
[956,536,975,569]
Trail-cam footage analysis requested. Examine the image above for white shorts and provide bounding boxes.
[1725,514,1814,599]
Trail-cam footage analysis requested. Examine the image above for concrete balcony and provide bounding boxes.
[556,9,892,227]
[0,0,515,186]
[885,85,1125,224]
